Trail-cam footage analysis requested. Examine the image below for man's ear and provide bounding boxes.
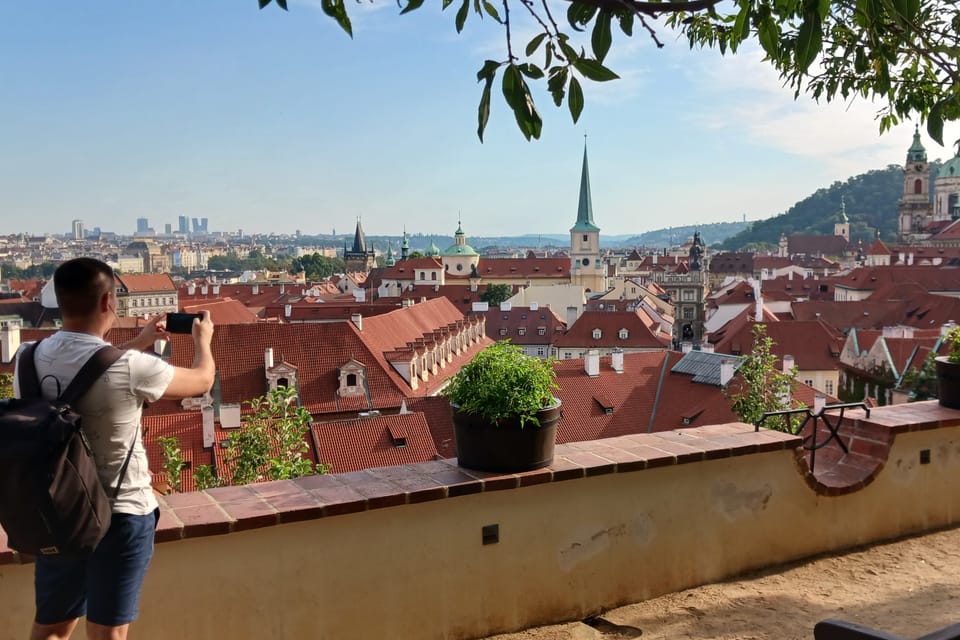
[99,290,113,313]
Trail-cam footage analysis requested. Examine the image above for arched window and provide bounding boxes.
[431,272,437,281]
[914,179,923,194]
[277,377,289,388]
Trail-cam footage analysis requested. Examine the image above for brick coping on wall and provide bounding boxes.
[2,401,958,565]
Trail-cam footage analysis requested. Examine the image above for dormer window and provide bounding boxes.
[499,328,508,336]
[337,360,366,398]
[518,327,526,336]
[619,329,629,340]
[592,328,602,339]
[538,327,546,336]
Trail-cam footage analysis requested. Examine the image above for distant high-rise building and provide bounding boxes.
[200,217,208,233]
[178,215,189,234]
[136,217,149,233]
[71,219,84,241]
[191,217,209,234]
[164,223,172,235]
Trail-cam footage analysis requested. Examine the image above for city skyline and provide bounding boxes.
[1,2,958,238]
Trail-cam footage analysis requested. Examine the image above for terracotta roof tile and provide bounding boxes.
[310,413,439,474]
[117,273,176,293]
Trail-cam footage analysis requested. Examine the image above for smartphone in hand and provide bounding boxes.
[166,312,203,334]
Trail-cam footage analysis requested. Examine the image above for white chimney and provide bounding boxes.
[252,284,259,295]
[652,254,658,265]
[908,253,914,265]
[814,393,826,414]
[200,285,208,295]
[500,301,512,311]
[585,350,600,377]
[284,304,292,318]
[264,347,274,370]
[1,322,22,364]
[530,302,539,311]
[402,298,415,308]
[782,354,795,374]
[903,326,914,339]
[753,279,763,320]
[212,284,220,295]
[611,348,624,373]
[219,403,242,429]
[898,252,905,263]
[719,359,736,386]
[788,270,794,281]
[351,313,363,331]
[280,284,285,294]
[681,342,693,353]
[202,405,215,448]
[942,322,957,338]
[187,283,196,295]
[702,343,714,353]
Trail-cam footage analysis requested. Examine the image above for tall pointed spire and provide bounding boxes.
[571,142,600,232]
[352,218,367,253]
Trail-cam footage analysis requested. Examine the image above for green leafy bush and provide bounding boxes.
[445,340,558,428]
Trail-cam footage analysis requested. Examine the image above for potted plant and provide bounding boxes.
[445,340,561,472]
[936,325,960,408]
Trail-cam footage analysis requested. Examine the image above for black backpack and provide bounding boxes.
[0,341,130,556]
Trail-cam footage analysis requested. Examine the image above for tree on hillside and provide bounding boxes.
[480,284,514,306]
[291,253,346,279]
[259,0,959,142]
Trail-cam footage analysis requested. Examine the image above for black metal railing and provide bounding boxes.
[755,402,871,473]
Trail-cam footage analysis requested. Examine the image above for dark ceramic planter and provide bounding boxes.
[936,357,960,409]
[452,400,561,473]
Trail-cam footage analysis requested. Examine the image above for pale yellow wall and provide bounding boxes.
[3,427,960,640]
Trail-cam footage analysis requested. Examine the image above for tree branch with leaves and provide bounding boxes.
[259,0,959,144]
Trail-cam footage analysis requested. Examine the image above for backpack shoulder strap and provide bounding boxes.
[59,345,126,405]
[16,341,42,399]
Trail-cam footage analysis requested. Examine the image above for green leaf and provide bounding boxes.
[481,0,502,21]
[568,76,584,123]
[618,12,634,37]
[501,65,542,141]
[927,101,945,145]
[795,15,822,71]
[519,63,545,79]
[456,0,470,32]
[401,0,425,14]
[572,58,620,82]
[591,11,613,62]
[321,0,354,37]
[526,33,547,57]
[477,75,494,142]
[442,0,454,9]
[258,0,271,8]
[757,17,779,58]
[476,59,502,81]
[400,0,425,15]
[275,0,288,9]
[732,5,750,47]
[547,66,568,107]
[566,2,597,31]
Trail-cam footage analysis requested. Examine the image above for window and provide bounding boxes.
[682,307,694,320]
[518,327,526,336]
[683,290,694,301]
[582,234,588,242]
[582,258,590,266]
[420,272,425,280]
[456,263,463,271]
[914,178,922,194]
[592,328,602,339]
[536,347,546,357]
[618,329,628,340]
[499,328,507,336]
[563,352,573,359]
[825,380,834,395]
[804,379,814,387]
[538,327,546,336]
[346,373,357,387]
[431,272,437,281]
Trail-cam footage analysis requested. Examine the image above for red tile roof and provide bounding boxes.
[182,299,260,325]
[711,320,844,371]
[475,258,570,279]
[480,306,566,346]
[310,412,439,474]
[554,310,670,349]
[117,273,176,293]
[142,412,212,493]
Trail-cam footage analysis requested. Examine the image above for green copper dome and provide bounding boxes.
[425,241,441,257]
[907,125,927,163]
[444,243,478,256]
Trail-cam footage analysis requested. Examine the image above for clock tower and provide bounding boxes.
[898,126,932,242]
[569,143,606,293]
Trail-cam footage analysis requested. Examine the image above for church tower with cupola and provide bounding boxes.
[569,143,606,293]
[898,126,933,242]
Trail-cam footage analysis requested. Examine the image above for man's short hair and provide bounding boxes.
[54,258,115,318]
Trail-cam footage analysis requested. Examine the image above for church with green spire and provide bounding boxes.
[569,143,607,293]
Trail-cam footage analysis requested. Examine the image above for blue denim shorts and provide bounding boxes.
[34,509,159,626]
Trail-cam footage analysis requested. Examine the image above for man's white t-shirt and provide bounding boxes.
[14,331,175,516]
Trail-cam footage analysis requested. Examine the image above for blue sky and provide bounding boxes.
[1,1,957,239]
